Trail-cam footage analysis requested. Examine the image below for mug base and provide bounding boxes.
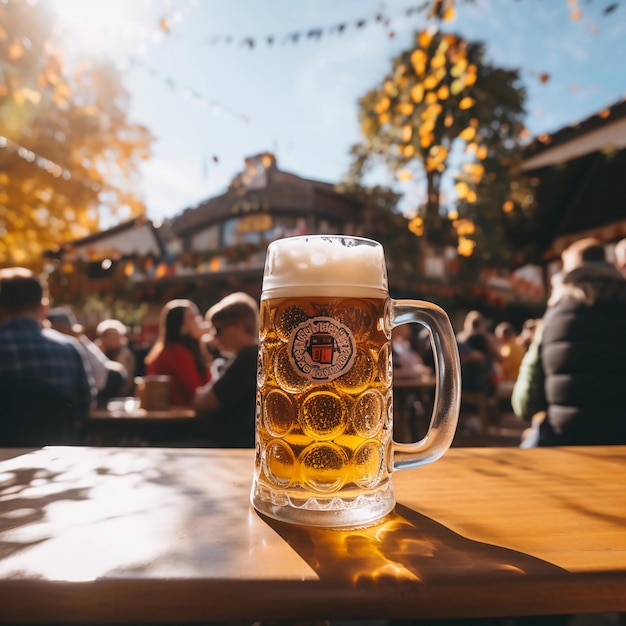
[250,481,396,528]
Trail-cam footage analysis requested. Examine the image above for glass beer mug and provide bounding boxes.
[251,235,461,528]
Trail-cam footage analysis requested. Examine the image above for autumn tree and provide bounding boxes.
[350,28,527,261]
[0,0,152,269]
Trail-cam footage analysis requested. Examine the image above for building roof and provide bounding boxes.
[49,215,168,260]
[519,99,626,261]
[169,153,362,237]
[522,98,626,171]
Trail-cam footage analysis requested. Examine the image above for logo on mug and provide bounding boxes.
[289,316,356,382]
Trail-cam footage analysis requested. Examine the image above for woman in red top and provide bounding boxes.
[144,300,211,406]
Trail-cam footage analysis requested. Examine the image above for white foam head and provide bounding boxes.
[262,235,388,298]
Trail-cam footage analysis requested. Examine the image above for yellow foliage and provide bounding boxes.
[457,236,476,257]
[450,59,468,77]
[424,91,438,104]
[401,125,413,142]
[423,74,439,90]
[431,53,446,69]
[410,84,424,103]
[429,144,443,156]
[459,97,475,110]
[395,102,415,115]
[378,112,391,125]
[419,119,435,135]
[408,217,424,236]
[450,79,465,95]
[422,103,442,119]
[396,169,414,181]
[410,49,427,74]
[437,85,450,100]
[420,133,434,148]
[374,96,391,114]
[443,6,456,21]
[476,145,488,160]
[462,163,485,184]
[402,144,415,157]
[459,126,477,141]
[502,200,514,213]
[418,30,432,49]
[455,181,469,199]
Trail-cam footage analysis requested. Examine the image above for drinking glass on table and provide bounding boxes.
[250,235,461,528]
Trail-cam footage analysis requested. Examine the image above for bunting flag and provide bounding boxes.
[125,57,251,125]
[202,2,433,49]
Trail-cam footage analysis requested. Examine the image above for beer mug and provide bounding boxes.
[251,235,461,528]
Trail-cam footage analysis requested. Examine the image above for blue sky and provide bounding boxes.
[48,0,626,223]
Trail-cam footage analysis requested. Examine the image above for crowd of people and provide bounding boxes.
[0,266,260,448]
[1,235,624,449]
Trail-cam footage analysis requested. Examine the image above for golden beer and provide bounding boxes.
[250,235,461,528]
[256,295,393,502]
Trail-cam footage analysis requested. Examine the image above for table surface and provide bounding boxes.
[89,407,197,420]
[1,445,625,623]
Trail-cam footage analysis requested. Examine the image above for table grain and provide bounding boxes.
[0,445,624,623]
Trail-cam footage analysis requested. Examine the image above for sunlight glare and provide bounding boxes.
[50,0,153,59]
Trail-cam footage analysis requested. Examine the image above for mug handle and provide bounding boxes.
[391,300,461,470]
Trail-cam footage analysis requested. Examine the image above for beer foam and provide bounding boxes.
[262,236,388,297]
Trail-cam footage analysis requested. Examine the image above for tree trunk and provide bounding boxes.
[425,169,443,244]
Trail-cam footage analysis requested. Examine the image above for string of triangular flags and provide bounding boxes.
[125,57,251,125]
[201,1,433,49]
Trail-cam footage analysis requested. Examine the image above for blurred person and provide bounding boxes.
[494,321,525,383]
[0,268,93,444]
[194,292,259,448]
[144,299,211,407]
[456,310,500,397]
[614,237,626,277]
[95,318,136,395]
[514,237,626,446]
[48,307,127,408]
[518,318,539,351]
[392,324,428,376]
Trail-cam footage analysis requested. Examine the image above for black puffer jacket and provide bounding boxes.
[539,262,626,446]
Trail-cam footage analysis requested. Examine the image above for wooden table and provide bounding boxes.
[85,407,198,446]
[393,373,436,442]
[1,446,625,623]
[89,407,197,420]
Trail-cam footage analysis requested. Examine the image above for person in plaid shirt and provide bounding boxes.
[0,268,94,441]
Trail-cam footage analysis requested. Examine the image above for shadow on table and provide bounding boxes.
[264,503,566,586]
[261,503,573,624]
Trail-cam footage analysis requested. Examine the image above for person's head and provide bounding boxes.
[495,322,516,343]
[615,238,626,276]
[160,299,203,344]
[47,307,83,336]
[463,310,485,335]
[205,292,259,355]
[96,319,128,352]
[560,237,605,273]
[0,267,48,323]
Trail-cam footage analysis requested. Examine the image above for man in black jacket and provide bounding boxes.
[538,238,626,446]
